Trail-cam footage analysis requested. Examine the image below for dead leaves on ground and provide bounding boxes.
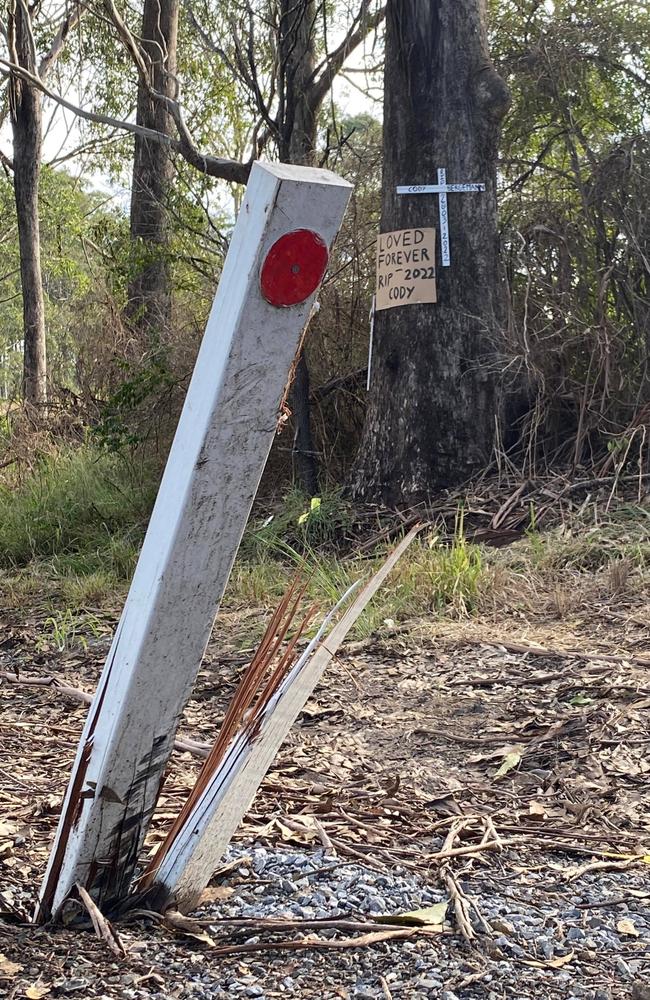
[0,954,51,998]
[521,948,575,970]
[376,901,448,929]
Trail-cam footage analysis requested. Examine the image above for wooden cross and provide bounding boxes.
[38,161,352,921]
[397,168,485,267]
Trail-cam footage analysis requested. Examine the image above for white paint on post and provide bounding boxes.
[39,162,352,921]
[396,170,485,268]
[148,526,421,913]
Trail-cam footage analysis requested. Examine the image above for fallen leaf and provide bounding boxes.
[164,909,216,947]
[0,953,23,976]
[522,949,574,969]
[494,749,523,779]
[200,886,234,904]
[617,918,639,937]
[25,987,51,999]
[275,819,316,844]
[569,693,593,706]
[377,901,448,928]
[529,801,547,819]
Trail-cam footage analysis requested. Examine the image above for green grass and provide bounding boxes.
[0,444,156,574]
[225,526,486,640]
[2,443,646,647]
[524,504,650,573]
[241,487,356,559]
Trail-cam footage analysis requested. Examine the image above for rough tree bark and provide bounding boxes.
[128,0,179,347]
[9,0,47,407]
[279,0,320,495]
[351,0,510,503]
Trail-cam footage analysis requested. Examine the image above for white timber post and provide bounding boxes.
[38,162,352,922]
[146,526,420,914]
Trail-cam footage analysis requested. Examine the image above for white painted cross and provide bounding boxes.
[38,161,352,922]
[396,169,485,267]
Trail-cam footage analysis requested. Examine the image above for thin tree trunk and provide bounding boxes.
[279,0,320,495]
[351,0,510,503]
[128,0,179,349]
[9,1,47,407]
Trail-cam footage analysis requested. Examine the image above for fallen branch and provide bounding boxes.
[466,640,650,668]
[441,868,475,943]
[207,926,420,957]
[76,885,125,957]
[0,672,212,758]
[427,839,511,862]
[564,858,643,882]
[436,819,477,942]
[156,910,428,935]
[152,907,434,957]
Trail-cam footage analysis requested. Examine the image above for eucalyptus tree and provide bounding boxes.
[15,0,384,486]
[127,0,180,346]
[352,0,510,502]
[184,0,386,492]
[3,0,81,407]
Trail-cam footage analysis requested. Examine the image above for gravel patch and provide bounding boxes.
[130,843,648,999]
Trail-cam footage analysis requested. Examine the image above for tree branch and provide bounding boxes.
[0,56,250,183]
[40,0,86,80]
[308,0,385,113]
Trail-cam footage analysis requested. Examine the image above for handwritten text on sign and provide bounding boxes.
[376,228,436,310]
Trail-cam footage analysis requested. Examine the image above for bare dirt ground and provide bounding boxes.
[1,554,649,999]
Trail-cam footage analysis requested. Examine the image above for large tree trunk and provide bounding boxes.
[279,0,320,495]
[9,3,47,408]
[351,0,510,503]
[128,0,179,348]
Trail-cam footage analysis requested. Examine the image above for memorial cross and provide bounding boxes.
[397,168,485,267]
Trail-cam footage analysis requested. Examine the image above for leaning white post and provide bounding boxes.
[38,162,352,921]
[147,526,420,914]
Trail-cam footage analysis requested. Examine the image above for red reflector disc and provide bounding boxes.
[260,229,329,308]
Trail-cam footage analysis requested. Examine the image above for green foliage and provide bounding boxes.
[490,0,650,465]
[236,493,485,638]
[243,488,355,558]
[0,444,156,572]
[95,359,177,449]
[0,168,131,401]
[39,607,104,652]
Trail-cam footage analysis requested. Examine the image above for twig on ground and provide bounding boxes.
[442,866,475,942]
[427,839,509,862]
[575,892,650,909]
[131,908,418,935]
[76,885,126,958]
[208,926,421,957]
[483,816,504,849]
[564,858,643,881]
[379,974,393,999]
[468,641,650,668]
[1,672,211,758]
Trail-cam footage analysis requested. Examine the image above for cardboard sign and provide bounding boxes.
[376,228,436,310]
